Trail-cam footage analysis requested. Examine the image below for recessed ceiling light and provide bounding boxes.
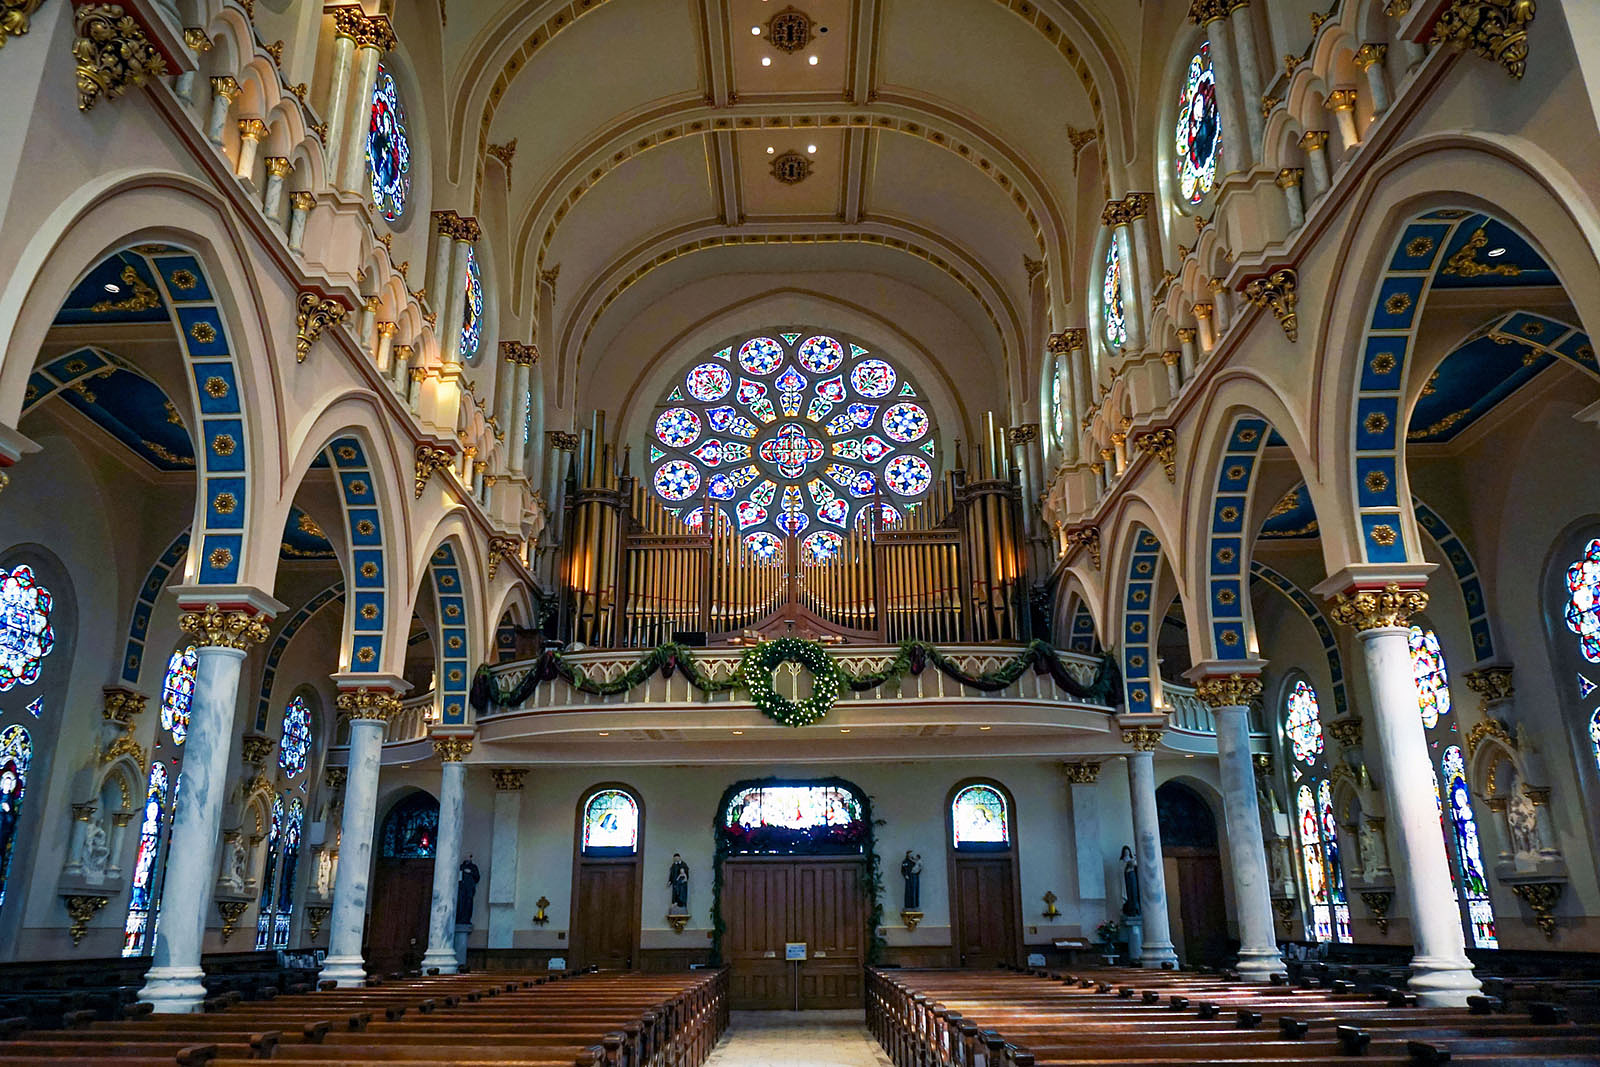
[751,25,762,34]
[732,729,744,735]
[1185,753,1194,758]
[103,283,120,293]
[839,728,851,733]
[1487,247,1507,257]
[807,144,817,153]
[808,55,819,66]
[766,145,775,154]
[597,731,609,736]
[979,725,992,731]
[761,56,771,67]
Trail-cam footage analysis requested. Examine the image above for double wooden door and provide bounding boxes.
[723,859,865,1009]
[573,858,640,969]
[952,856,1020,969]
[369,857,433,975]
[1165,846,1228,967]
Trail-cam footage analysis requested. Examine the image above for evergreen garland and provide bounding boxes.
[471,638,1122,721]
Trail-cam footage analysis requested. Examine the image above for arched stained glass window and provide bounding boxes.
[1553,535,1600,782]
[279,696,312,778]
[1407,626,1451,729]
[1564,537,1600,662]
[1295,784,1330,941]
[1317,780,1350,942]
[1284,679,1324,765]
[255,795,284,949]
[1441,746,1496,947]
[582,788,639,854]
[258,795,304,948]
[123,761,167,955]
[460,245,483,360]
[951,783,1009,849]
[0,726,29,915]
[1051,361,1066,445]
[380,793,439,859]
[1174,41,1221,204]
[1102,242,1127,349]
[648,332,937,560]
[0,565,53,692]
[367,64,411,222]
[160,646,198,745]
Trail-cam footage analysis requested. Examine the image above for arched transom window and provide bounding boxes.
[1174,41,1221,204]
[582,788,640,854]
[648,332,938,562]
[951,783,1010,850]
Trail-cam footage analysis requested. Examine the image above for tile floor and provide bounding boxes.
[703,1010,895,1067]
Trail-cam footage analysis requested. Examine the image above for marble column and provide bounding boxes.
[1061,329,1090,425]
[1327,90,1361,154]
[375,322,398,375]
[1103,204,1144,352]
[262,157,291,223]
[487,769,526,949]
[235,119,266,180]
[1300,131,1332,201]
[1177,328,1198,380]
[319,681,405,987]
[1356,44,1391,117]
[139,595,278,1012]
[1124,733,1179,968]
[1193,669,1284,981]
[340,43,383,195]
[1162,351,1182,399]
[1324,581,1481,1006]
[510,351,534,477]
[421,735,472,974]
[494,344,519,464]
[1277,169,1305,230]
[288,192,313,253]
[438,222,479,368]
[1193,303,1216,354]
[1124,194,1156,336]
[206,77,239,145]
[1191,3,1247,176]
[319,28,357,180]
[1227,1,1266,162]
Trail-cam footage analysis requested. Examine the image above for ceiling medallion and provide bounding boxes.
[770,150,814,185]
[765,6,812,54]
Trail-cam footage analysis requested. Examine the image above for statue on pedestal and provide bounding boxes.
[900,850,922,910]
[1119,845,1140,917]
[668,853,690,911]
[456,854,481,925]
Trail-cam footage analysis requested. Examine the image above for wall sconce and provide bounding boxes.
[532,896,550,925]
[1042,891,1060,919]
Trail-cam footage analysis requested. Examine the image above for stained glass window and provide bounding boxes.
[460,245,483,360]
[1296,784,1331,942]
[1407,626,1451,729]
[722,782,867,855]
[160,646,198,745]
[367,64,411,221]
[258,795,304,948]
[582,788,639,854]
[1174,42,1222,204]
[279,696,312,778]
[648,333,937,560]
[1102,241,1127,349]
[1318,780,1351,942]
[0,565,53,692]
[951,784,1010,849]
[255,795,283,950]
[380,792,439,859]
[1050,362,1065,445]
[1284,680,1324,765]
[1564,538,1600,662]
[123,761,167,955]
[1441,746,1496,947]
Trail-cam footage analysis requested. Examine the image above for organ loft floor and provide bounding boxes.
[703,1010,896,1067]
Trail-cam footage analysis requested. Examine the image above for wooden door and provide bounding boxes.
[1168,846,1228,968]
[791,860,865,1008]
[573,859,639,969]
[368,857,433,976]
[952,857,1019,969]
[724,859,865,1009]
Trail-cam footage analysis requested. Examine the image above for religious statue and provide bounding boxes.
[900,850,922,911]
[456,855,481,925]
[81,812,110,880]
[1119,845,1140,917]
[1507,791,1540,859]
[1358,819,1389,877]
[668,853,690,912]
[314,848,335,897]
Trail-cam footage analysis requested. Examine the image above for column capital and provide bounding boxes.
[237,118,267,142]
[1187,0,1232,26]
[1463,664,1515,708]
[1185,660,1266,707]
[431,734,474,762]
[1176,327,1198,344]
[1326,88,1359,112]
[1061,761,1101,784]
[1047,329,1087,353]
[209,75,240,101]
[1101,199,1132,227]
[331,5,396,51]
[1275,167,1304,188]
[335,688,402,723]
[173,586,282,649]
[1121,725,1165,751]
[1354,43,1389,70]
[264,156,292,178]
[1298,129,1330,152]
[325,767,347,791]
[1328,583,1429,632]
[102,686,147,727]
[1121,192,1153,220]
[290,190,316,211]
[547,430,579,452]
[1326,716,1363,750]
[492,768,528,791]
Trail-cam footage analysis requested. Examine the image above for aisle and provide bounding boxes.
[704,1010,895,1067]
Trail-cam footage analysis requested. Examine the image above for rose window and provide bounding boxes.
[649,331,937,560]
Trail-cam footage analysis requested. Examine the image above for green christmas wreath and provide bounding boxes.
[737,637,844,727]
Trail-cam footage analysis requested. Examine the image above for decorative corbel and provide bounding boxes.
[1506,881,1561,939]
[415,445,455,498]
[72,3,172,112]
[1064,525,1101,570]
[216,899,249,942]
[486,535,522,580]
[1132,428,1177,483]
[1359,890,1392,935]
[0,0,47,46]
[1429,0,1536,80]
[63,894,109,945]
[1242,268,1299,341]
[295,290,350,362]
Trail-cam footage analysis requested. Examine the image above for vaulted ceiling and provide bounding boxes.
[431,0,1146,436]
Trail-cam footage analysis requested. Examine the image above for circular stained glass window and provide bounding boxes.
[1175,41,1222,205]
[649,331,938,560]
[1284,679,1324,765]
[367,64,412,222]
[460,245,483,360]
[1103,240,1128,349]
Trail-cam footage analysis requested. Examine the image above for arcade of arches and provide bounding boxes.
[0,0,1598,1039]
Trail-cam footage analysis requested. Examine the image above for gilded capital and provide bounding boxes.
[332,6,397,50]
[487,535,522,580]
[102,687,147,727]
[1122,726,1165,751]
[1176,327,1198,344]
[432,736,473,762]
[1463,665,1515,707]
[492,768,528,791]
[1354,43,1388,70]
[1326,716,1363,750]
[325,767,347,791]
[1161,350,1180,367]
[290,191,316,212]
[1326,89,1359,112]
[547,430,580,452]
[1299,130,1330,152]
[1122,192,1153,220]
[1328,583,1429,632]
[1242,267,1300,342]
[210,76,241,101]
[264,156,292,178]
[415,445,454,498]
[1008,424,1039,446]
[336,687,402,723]
[1101,200,1131,228]
[1187,0,1231,26]
[1275,167,1304,189]
[178,606,271,650]
[1061,761,1101,784]
[1064,525,1101,569]
[240,732,275,766]
[237,118,268,142]
[1194,673,1262,709]
[1192,302,1214,320]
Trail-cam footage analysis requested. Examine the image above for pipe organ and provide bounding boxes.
[556,412,1031,647]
